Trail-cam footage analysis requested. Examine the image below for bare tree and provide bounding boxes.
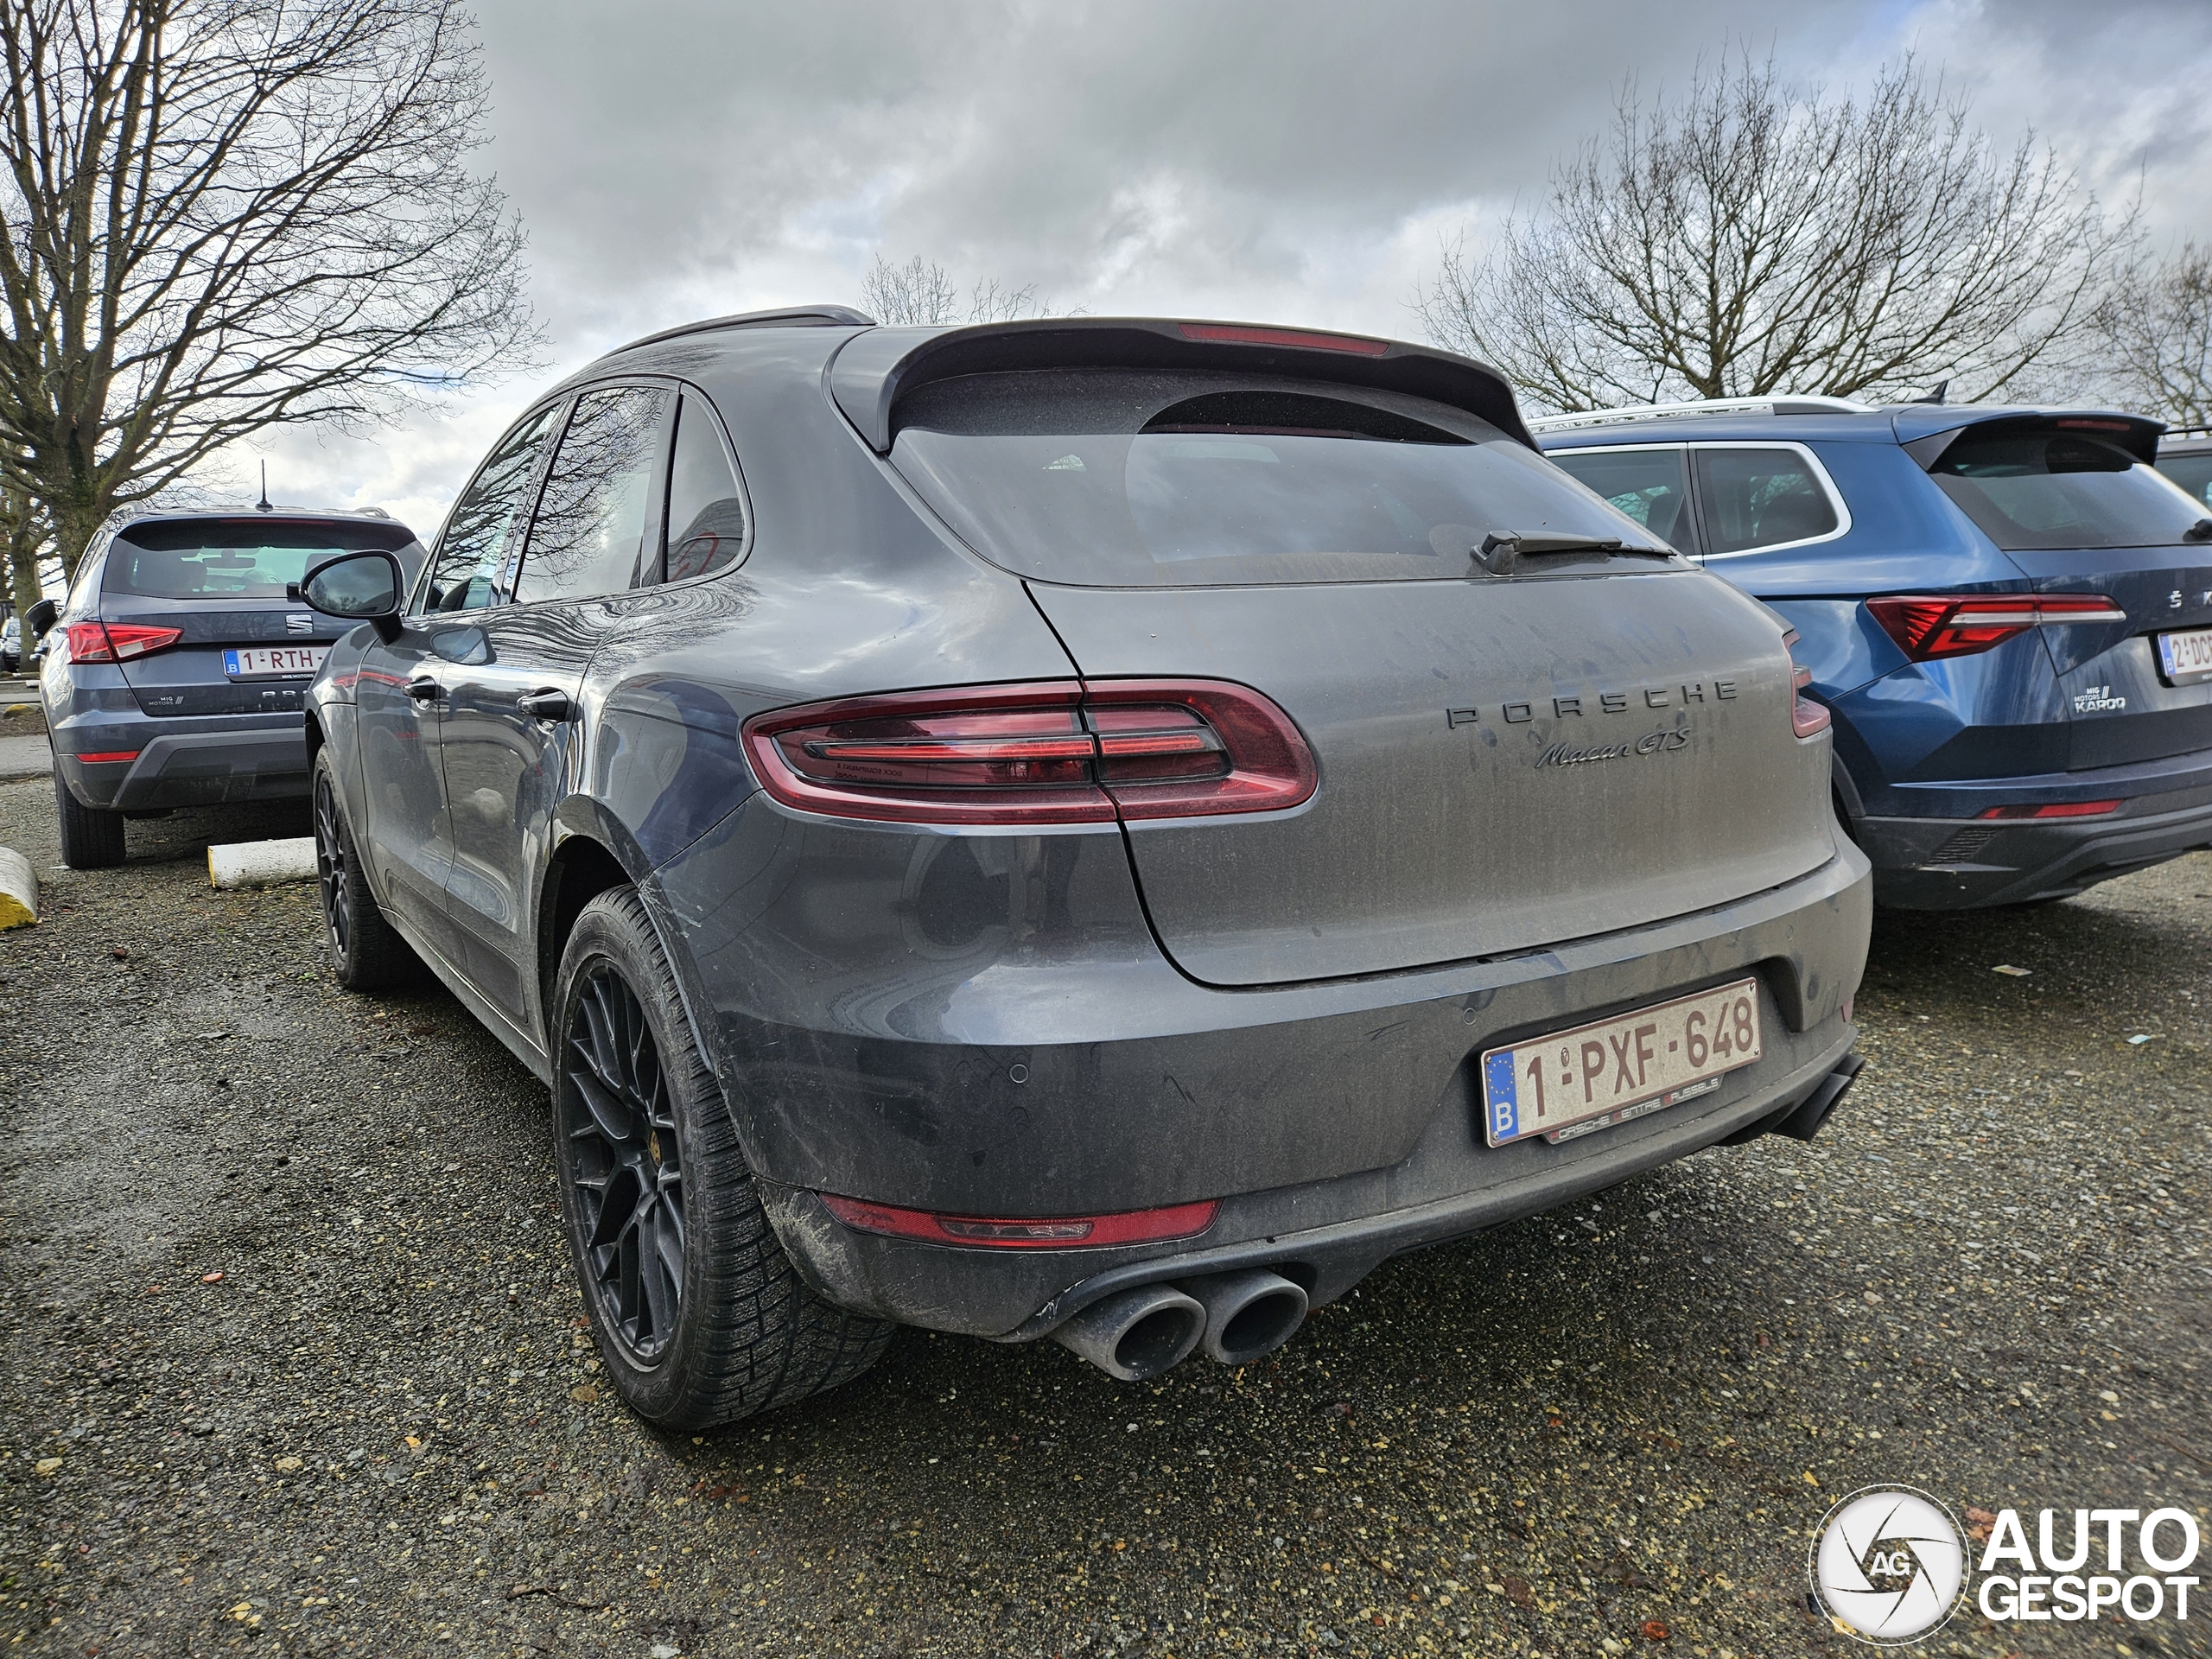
[0,467,48,618]
[1416,54,2133,413]
[0,0,541,578]
[2095,244,2212,427]
[862,253,1048,326]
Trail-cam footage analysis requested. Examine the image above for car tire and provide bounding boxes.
[312,749,418,991]
[53,766,125,869]
[551,887,894,1429]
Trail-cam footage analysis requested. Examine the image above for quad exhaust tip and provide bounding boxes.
[1053,1268,1310,1381]
[1182,1268,1308,1367]
[1051,1284,1205,1381]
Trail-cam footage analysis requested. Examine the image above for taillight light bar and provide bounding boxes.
[1866,594,2127,662]
[818,1192,1220,1249]
[64,621,184,664]
[1976,800,2122,821]
[1781,630,1830,740]
[1178,321,1389,356]
[741,679,1318,826]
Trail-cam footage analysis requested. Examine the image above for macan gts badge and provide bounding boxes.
[295,307,1872,1428]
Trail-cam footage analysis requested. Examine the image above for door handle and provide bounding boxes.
[404,676,443,702]
[516,689,574,722]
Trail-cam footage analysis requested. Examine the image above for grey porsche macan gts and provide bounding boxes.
[297,308,1872,1427]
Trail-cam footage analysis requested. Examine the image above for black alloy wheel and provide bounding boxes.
[564,963,686,1363]
[314,768,353,959]
[309,747,416,991]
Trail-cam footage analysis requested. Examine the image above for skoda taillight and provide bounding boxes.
[63,621,182,664]
[741,679,1317,826]
[1866,593,2126,662]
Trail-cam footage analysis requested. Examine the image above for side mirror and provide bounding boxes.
[299,550,404,643]
[24,598,56,638]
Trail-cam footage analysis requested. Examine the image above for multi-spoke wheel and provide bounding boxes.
[565,965,686,1362]
[550,887,894,1428]
[311,747,416,991]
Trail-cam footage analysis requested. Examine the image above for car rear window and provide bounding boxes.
[105,520,418,600]
[888,371,1668,586]
[1929,426,2209,550]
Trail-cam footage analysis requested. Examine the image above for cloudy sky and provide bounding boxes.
[240,0,2212,542]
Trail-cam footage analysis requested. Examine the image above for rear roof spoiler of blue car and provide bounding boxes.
[825,317,1539,454]
[1893,407,2165,469]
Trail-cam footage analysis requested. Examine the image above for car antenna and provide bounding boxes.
[257,461,272,512]
[1908,380,1949,406]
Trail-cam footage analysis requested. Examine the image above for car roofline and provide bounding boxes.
[823,315,1539,453]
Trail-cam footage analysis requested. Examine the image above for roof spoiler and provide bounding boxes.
[827,317,1538,453]
[1896,409,2166,470]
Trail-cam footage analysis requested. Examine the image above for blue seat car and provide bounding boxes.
[1537,398,2212,907]
[32,505,428,868]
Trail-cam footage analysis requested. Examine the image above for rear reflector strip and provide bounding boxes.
[1867,594,2128,662]
[818,1192,1220,1249]
[1178,321,1390,356]
[75,750,142,764]
[1976,800,2123,820]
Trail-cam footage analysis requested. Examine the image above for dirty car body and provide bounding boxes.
[304,312,1871,1401]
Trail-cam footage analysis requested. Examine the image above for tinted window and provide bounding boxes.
[516,385,671,604]
[664,394,748,582]
[104,521,418,600]
[2155,452,2212,512]
[889,371,1666,586]
[1693,448,1840,555]
[1547,448,1695,552]
[422,404,561,613]
[1931,427,2209,550]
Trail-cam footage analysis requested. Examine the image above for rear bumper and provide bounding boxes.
[56,721,308,810]
[644,800,1873,1338]
[760,1028,1862,1340]
[1864,772,2212,908]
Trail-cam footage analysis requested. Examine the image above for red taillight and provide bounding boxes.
[76,750,142,764]
[817,1192,1219,1249]
[741,679,1318,826]
[1975,800,2122,821]
[1866,594,2126,662]
[1178,321,1389,356]
[62,621,183,664]
[1782,630,1830,739]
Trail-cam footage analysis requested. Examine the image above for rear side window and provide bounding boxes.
[1931,426,2209,550]
[1547,448,1695,553]
[2155,452,2212,512]
[422,403,561,613]
[105,520,420,600]
[664,394,748,582]
[888,370,1666,586]
[517,385,671,604]
[1693,448,1840,555]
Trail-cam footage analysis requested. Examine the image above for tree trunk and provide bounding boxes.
[50,495,109,588]
[9,537,40,619]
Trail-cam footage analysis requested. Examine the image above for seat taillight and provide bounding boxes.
[64,621,183,664]
[1866,594,2126,662]
[742,679,1317,826]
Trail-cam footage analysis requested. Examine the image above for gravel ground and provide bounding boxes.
[1,777,2206,1659]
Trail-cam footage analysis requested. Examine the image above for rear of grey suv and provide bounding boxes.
[41,509,425,868]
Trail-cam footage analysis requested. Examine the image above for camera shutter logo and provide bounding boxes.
[1809,1485,1969,1644]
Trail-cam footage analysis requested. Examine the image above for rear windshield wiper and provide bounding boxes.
[1475,529,1624,575]
[2184,518,2212,544]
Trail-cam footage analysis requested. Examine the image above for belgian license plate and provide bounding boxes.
[2156,626,2212,686]
[222,645,327,679]
[1480,978,1762,1147]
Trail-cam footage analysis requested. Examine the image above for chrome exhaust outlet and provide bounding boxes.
[1051,1284,1205,1382]
[1180,1268,1309,1367]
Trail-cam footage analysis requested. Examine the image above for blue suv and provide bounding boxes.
[33,506,427,868]
[1538,398,2212,907]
